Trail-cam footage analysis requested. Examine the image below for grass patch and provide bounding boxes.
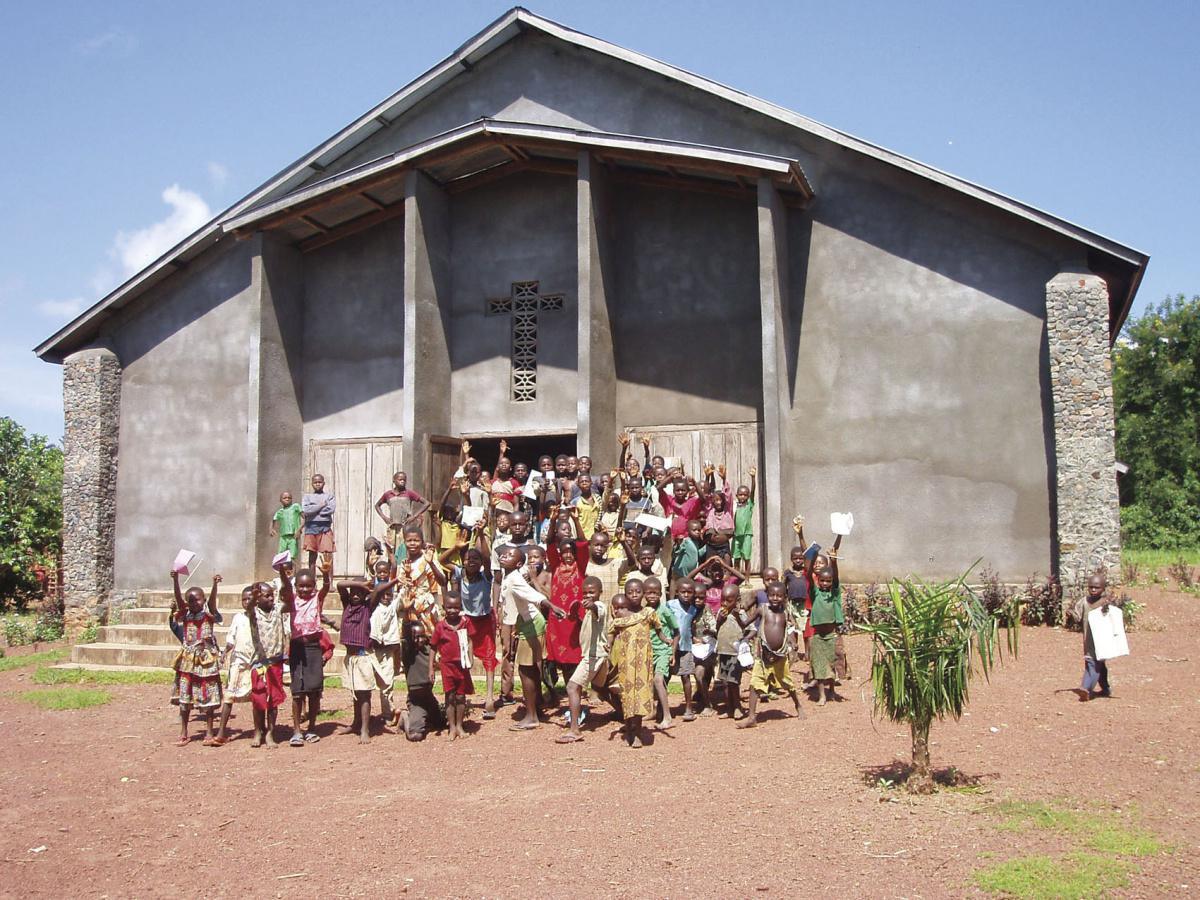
[316,708,342,722]
[20,687,111,710]
[1086,824,1163,857]
[0,648,67,673]
[31,666,173,686]
[994,799,1088,833]
[1122,547,1200,570]
[323,676,342,690]
[973,852,1129,899]
[989,798,1164,856]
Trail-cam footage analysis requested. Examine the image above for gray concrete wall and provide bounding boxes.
[779,162,1066,581]
[103,239,256,588]
[447,169,577,435]
[610,182,761,428]
[300,219,405,444]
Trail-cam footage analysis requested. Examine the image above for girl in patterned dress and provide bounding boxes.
[170,570,224,746]
[396,525,447,652]
[606,579,670,748]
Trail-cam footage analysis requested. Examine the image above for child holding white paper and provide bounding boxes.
[1075,572,1119,701]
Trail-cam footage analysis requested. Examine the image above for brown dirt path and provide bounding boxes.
[0,586,1197,898]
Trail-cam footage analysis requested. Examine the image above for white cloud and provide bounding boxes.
[111,184,211,278]
[37,298,87,319]
[206,161,229,190]
[78,27,138,57]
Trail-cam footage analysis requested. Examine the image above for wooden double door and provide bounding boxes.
[623,421,765,571]
[307,437,404,577]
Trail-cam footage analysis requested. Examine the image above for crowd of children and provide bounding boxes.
[171,434,858,749]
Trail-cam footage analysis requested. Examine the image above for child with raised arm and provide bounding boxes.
[432,594,473,740]
[269,491,303,563]
[301,474,336,573]
[642,577,678,730]
[490,439,522,515]
[444,526,498,718]
[279,566,334,746]
[738,580,804,728]
[367,558,403,727]
[703,464,735,562]
[806,532,845,705]
[731,468,757,575]
[338,577,383,745]
[170,571,224,746]
[400,621,441,741]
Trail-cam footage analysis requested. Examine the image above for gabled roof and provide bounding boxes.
[35,6,1147,361]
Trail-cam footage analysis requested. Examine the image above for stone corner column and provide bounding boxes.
[1046,267,1121,597]
[62,346,121,637]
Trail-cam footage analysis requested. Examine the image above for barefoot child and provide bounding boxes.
[667,578,707,721]
[556,577,620,744]
[806,533,845,705]
[301,474,336,573]
[337,579,379,744]
[1076,572,1116,701]
[279,567,333,746]
[367,559,403,726]
[444,527,498,718]
[244,581,287,746]
[606,579,669,748]
[738,581,804,728]
[170,571,224,746]
[642,577,678,730]
[731,468,757,575]
[400,622,441,741]
[269,491,303,563]
[713,583,751,719]
[498,546,549,731]
[432,594,474,740]
[215,586,255,744]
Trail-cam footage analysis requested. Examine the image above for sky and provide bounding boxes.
[3,1,1197,442]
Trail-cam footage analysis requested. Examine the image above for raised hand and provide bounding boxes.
[499,438,508,456]
[461,439,471,456]
[749,466,757,478]
[641,434,651,449]
[717,464,727,480]
[212,574,223,585]
[618,431,631,447]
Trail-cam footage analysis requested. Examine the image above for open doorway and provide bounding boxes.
[463,433,577,474]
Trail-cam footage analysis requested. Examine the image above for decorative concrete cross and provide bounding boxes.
[486,280,565,402]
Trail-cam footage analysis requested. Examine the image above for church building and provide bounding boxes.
[37,9,1146,629]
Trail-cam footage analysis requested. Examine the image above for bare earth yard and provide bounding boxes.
[0,585,1197,898]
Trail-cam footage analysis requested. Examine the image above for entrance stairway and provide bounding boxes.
[70,590,346,674]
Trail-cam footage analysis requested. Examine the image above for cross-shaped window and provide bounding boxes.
[485,280,565,402]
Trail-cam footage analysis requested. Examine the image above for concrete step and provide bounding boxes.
[118,607,344,627]
[70,642,345,674]
[98,624,228,647]
[135,591,346,611]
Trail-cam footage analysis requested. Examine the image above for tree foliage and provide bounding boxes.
[0,417,63,606]
[856,568,1017,793]
[1113,294,1200,549]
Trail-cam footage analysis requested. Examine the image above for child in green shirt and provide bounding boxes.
[731,468,757,575]
[642,576,678,730]
[269,491,302,560]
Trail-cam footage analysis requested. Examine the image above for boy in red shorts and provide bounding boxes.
[443,526,498,718]
[432,594,474,740]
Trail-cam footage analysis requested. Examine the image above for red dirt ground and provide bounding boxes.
[1,586,1197,898]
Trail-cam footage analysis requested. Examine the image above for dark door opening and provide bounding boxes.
[464,433,577,475]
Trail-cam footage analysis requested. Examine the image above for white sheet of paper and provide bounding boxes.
[1089,606,1129,661]
[830,512,855,536]
[172,549,198,575]
[663,456,682,471]
[691,640,713,660]
[522,475,546,500]
[457,627,473,669]
[635,512,671,532]
[271,550,292,570]
[459,506,485,528]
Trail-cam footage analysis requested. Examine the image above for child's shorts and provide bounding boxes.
[675,649,696,677]
[302,530,336,553]
[749,655,794,697]
[568,656,609,689]
[731,533,753,561]
[440,662,474,696]
[653,651,673,678]
[716,654,743,685]
[251,661,286,711]
[466,612,498,672]
[226,659,253,701]
[343,647,376,692]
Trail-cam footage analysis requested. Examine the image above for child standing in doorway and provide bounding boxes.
[302,474,336,573]
[270,491,303,563]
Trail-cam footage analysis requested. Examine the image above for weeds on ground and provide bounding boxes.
[20,687,111,710]
[32,666,173,686]
[0,648,67,673]
[974,798,1166,897]
[973,852,1129,899]
[1167,557,1197,591]
[1022,574,1062,626]
[3,611,64,646]
[316,708,342,722]
[1121,560,1142,585]
[78,622,99,643]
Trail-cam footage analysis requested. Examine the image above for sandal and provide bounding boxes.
[481,710,496,720]
[508,722,539,731]
[303,732,321,743]
[289,733,305,747]
[175,736,190,747]
[209,736,228,747]
[555,733,583,744]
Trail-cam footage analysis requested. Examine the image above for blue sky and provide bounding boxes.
[3,1,1197,441]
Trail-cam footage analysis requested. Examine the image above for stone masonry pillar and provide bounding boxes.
[1046,268,1121,595]
[61,347,121,637]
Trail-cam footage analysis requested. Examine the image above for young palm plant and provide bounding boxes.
[857,568,1018,793]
